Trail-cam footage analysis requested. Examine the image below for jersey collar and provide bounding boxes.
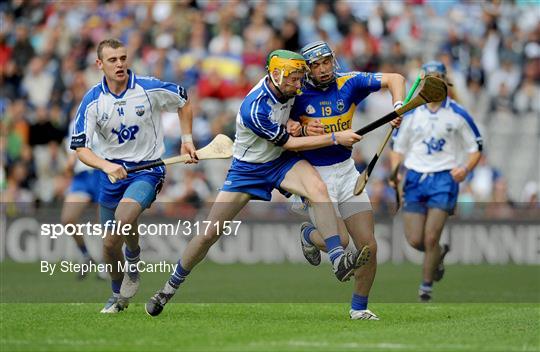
[101,70,136,98]
[425,96,449,114]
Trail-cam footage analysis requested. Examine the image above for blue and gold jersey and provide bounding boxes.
[291,72,382,166]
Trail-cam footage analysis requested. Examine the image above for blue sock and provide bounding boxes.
[325,235,344,264]
[111,279,122,295]
[351,294,368,311]
[125,246,140,264]
[168,260,190,289]
[302,224,315,246]
[78,244,89,257]
[420,281,433,291]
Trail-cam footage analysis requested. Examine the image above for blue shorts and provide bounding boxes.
[403,169,458,215]
[221,152,302,201]
[99,159,165,210]
[67,170,100,202]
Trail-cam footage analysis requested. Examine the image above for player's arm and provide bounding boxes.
[380,73,406,106]
[283,130,362,152]
[140,77,197,161]
[76,147,127,180]
[450,103,483,182]
[451,151,481,183]
[64,152,77,177]
[288,101,323,136]
[380,73,406,127]
[177,99,197,163]
[70,91,127,180]
[243,103,361,151]
[388,115,411,187]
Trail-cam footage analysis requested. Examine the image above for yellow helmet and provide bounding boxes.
[266,49,309,86]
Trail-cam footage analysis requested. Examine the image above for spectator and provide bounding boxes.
[469,154,502,202]
[513,77,540,114]
[485,179,515,219]
[11,22,35,69]
[3,161,34,203]
[1,0,538,212]
[208,23,243,57]
[487,57,521,97]
[343,19,379,71]
[281,18,300,52]
[21,56,55,108]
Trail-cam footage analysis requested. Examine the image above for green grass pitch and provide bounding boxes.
[1,262,539,351]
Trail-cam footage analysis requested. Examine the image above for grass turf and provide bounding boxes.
[1,262,539,303]
[1,303,539,352]
[1,262,539,351]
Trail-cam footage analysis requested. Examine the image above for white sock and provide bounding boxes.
[163,282,177,295]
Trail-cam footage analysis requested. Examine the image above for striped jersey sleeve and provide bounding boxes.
[137,76,188,113]
[239,94,289,146]
[449,101,483,153]
[70,85,101,150]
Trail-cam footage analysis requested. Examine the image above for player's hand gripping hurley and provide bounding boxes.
[108,134,234,183]
[352,75,447,196]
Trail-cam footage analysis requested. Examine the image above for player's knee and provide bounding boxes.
[114,212,137,226]
[423,234,439,250]
[60,216,75,226]
[368,239,377,255]
[364,238,377,260]
[407,236,424,251]
[197,229,221,247]
[103,236,122,256]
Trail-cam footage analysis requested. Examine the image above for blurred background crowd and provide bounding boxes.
[1,0,539,219]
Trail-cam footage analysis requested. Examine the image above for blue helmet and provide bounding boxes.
[301,41,334,65]
[421,61,447,76]
[300,41,337,87]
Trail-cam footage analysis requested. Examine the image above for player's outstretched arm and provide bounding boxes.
[381,73,406,128]
[76,147,127,181]
[178,99,197,163]
[381,73,406,105]
[282,130,362,152]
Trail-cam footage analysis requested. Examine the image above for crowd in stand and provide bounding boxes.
[1,0,538,218]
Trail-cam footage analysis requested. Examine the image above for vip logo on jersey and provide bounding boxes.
[135,105,145,116]
[111,123,139,144]
[336,99,345,112]
[445,123,454,133]
[422,137,446,155]
[306,105,315,114]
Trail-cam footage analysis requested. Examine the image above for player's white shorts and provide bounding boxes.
[291,158,372,220]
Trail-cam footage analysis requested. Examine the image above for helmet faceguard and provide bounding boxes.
[301,41,339,88]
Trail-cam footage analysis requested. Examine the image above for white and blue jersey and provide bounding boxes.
[70,70,186,209]
[392,98,482,173]
[392,98,482,214]
[233,77,292,163]
[223,77,300,201]
[70,70,187,162]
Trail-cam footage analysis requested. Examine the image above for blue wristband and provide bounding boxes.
[331,132,338,145]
